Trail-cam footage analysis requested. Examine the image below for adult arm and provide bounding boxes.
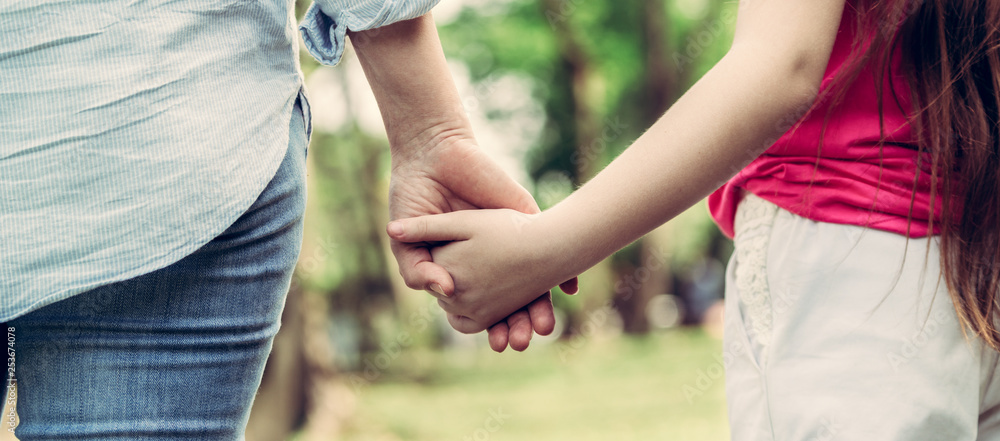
[387,0,849,331]
[347,13,577,351]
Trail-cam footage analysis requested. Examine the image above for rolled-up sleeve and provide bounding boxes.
[300,0,441,66]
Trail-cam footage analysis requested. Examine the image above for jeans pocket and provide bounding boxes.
[296,87,313,155]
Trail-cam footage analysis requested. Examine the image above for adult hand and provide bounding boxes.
[346,13,576,351]
[388,208,583,336]
[388,136,578,352]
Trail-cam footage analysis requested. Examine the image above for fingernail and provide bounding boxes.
[429,283,447,297]
[387,221,403,237]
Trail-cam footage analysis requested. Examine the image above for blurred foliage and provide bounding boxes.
[290,0,738,364]
[438,0,735,184]
[435,0,736,324]
[245,0,741,439]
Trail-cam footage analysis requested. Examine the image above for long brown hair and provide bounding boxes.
[837,0,1000,349]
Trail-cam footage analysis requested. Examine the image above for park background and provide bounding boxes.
[4,0,739,439]
[256,0,738,438]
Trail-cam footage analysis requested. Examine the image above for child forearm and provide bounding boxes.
[385,51,834,330]
[384,0,847,332]
[539,48,829,278]
[533,0,848,278]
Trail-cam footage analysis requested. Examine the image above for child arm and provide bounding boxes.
[349,13,580,351]
[389,0,848,333]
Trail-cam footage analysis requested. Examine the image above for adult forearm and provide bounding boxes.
[349,13,471,159]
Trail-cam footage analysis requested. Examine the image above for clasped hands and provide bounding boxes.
[387,136,577,352]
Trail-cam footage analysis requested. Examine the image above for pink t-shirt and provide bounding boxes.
[708,5,941,239]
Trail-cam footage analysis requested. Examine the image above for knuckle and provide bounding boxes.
[459,323,483,335]
[415,219,429,239]
[437,298,452,310]
[402,277,423,290]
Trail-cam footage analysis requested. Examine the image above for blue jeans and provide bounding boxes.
[5,103,308,440]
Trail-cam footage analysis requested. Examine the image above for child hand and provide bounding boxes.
[387,209,579,336]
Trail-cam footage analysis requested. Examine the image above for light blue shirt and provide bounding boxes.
[0,0,438,320]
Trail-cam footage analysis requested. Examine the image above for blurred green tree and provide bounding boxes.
[437,0,734,334]
[247,1,737,438]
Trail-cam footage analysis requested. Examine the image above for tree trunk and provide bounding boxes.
[611,0,676,335]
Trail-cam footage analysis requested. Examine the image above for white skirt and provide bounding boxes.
[724,193,1000,440]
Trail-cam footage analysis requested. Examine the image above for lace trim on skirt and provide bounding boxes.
[733,192,780,350]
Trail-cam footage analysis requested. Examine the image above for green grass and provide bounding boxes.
[336,329,729,441]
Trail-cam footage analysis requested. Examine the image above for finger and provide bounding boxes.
[387,212,475,243]
[506,309,533,352]
[487,322,509,353]
[526,292,555,336]
[446,312,486,334]
[559,277,579,295]
[391,241,455,296]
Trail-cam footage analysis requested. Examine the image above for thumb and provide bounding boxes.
[387,212,475,243]
[390,241,456,296]
[437,147,540,215]
[559,277,579,295]
[470,178,539,215]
